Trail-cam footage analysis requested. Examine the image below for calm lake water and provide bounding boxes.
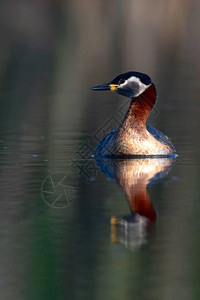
[0,92,199,300]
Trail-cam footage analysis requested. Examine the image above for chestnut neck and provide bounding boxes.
[129,189,156,223]
[121,84,157,128]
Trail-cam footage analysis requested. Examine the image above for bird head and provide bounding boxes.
[91,71,152,99]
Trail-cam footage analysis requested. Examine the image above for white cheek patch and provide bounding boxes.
[119,76,150,97]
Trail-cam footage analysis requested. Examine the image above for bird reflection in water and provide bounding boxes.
[95,157,176,250]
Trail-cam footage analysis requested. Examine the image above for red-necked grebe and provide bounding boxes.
[91,71,176,157]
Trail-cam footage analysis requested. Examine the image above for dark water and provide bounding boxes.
[1,1,200,299]
[0,102,199,300]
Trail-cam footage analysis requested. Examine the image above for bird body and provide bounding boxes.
[91,72,176,157]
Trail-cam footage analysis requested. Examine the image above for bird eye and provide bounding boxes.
[119,79,126,84]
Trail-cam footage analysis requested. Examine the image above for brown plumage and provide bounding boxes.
[95,156,175,224]
[92,72,176,156]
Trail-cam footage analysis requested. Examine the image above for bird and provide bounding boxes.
[91,71,176,157]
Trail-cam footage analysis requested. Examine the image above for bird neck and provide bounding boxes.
[121,84,157,128]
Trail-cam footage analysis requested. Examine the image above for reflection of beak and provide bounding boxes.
[91,83,119,91]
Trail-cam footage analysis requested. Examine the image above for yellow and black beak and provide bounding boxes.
[91,83,119,91]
